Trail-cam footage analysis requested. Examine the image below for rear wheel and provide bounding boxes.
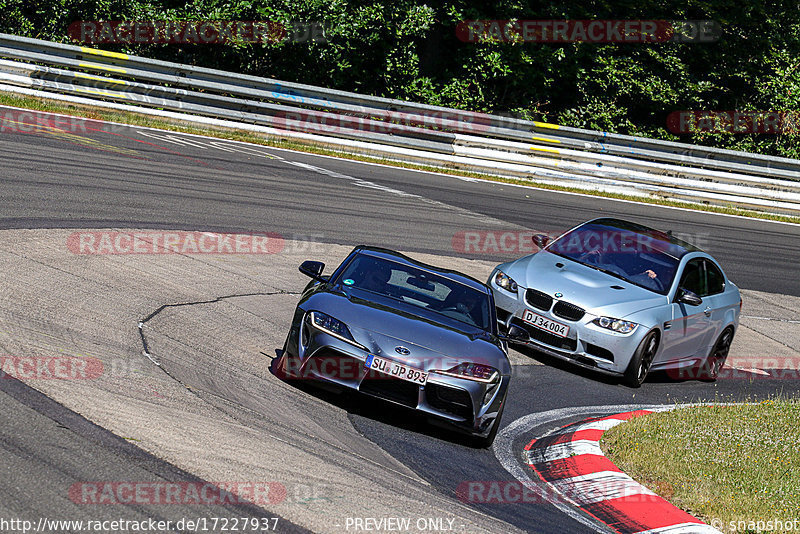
[623,330,659,388]
[699,327,734,381]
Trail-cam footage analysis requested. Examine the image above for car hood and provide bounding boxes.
[303,290,510,374]
[501,251,668,318]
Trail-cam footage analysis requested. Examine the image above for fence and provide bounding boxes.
[1,33,799,215]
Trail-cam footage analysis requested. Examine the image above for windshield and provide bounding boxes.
[546,222,681,295]
[336,255,492,330]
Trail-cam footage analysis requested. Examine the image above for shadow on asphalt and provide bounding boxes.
[509,343,724,388]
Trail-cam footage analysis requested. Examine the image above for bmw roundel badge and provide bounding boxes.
[554,292,563,298]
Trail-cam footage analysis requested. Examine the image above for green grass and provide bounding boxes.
[2,90,800,226]
[601,401,800,531]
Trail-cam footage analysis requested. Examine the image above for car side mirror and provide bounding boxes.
[677,288,703,306]
[501,324,528,342]
[532,234,550,249]
[299,260,326,281]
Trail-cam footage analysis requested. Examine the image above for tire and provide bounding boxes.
[471,400,505,449]
[274,333,300,380]
[698,327,734,382]
[623,330,659,388]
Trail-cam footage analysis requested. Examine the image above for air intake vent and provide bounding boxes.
[586,343,614,362]
[552,300,586,321]
[525,289,553,311]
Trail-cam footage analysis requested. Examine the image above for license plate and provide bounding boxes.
[522,309,570,338]
[364,354,428,385]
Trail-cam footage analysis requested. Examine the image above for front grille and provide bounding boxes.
[525,289,553,311]
[553,301,586,321]
[360,369,419,408]
[426,383,473,420]
[512,318,578,351]
[586,343,614,362]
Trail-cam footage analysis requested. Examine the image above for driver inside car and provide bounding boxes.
[628,266,661,291]
[358,260,393,293]
[450,287,484,326]
[624,251,663,290]
[581,249,662,291]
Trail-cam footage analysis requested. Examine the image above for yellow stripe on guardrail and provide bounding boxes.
[531,136,560,144]
[78,62,127,74]
[79,47,129,60]
[530,146,561,154]
[75,87,128,98]
[75,73,128,85]
[532,121,560,130]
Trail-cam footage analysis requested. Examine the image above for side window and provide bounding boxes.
[678,259,705,296]
[704,260,726,295]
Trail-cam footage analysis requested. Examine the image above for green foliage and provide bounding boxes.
[1,0,798,157]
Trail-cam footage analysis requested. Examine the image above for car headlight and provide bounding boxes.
[434,362,500,383]
[493,271,518,294]
[592,316,638,334]
[308,311,363,347]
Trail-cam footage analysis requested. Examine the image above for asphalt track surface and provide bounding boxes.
[2,107,800,533]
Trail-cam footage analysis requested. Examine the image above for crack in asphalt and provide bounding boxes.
[741,315,800,324]
[134,289,437,489]
[137,289,299,374]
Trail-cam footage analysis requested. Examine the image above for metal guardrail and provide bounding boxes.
[1,33,799,215]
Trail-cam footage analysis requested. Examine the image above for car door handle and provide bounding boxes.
[703,307,712,317]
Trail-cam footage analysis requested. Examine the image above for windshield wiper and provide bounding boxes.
[586,264,630,283]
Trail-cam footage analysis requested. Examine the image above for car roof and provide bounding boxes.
[584,217,704,257]
[352,246,490,293]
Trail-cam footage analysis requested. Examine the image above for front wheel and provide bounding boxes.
[623,330,659,388]
[274,333,300,380]
[698,327,734,381]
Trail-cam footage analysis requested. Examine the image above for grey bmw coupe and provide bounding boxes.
[489,218,741,387]
[276,246,512,447]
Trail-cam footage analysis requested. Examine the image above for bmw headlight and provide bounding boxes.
[493,270,518,294]
[435,362,500,383]
[592,316,638,334]
[308,311,363,347]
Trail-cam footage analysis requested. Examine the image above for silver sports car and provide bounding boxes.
[489,218,741,387]
[276,246,512,446]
